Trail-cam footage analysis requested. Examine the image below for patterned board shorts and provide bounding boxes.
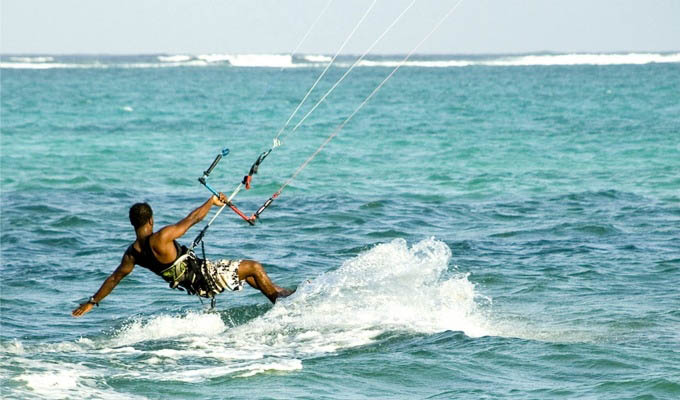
[200,259,244,295]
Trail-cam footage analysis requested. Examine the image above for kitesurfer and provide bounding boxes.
[71,193,293,317]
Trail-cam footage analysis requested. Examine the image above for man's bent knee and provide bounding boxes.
[237,260,263,280]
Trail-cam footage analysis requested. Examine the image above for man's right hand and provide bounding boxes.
[71,302,94,317]
[212,193,228,206]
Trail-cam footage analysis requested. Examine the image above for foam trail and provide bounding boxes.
[261,238,490,337]
[109,238,489,353]
[111,239,491,375]
[112,312,226,346]
[12,357,146,400]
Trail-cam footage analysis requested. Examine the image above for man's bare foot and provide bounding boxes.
[274,288,295,302]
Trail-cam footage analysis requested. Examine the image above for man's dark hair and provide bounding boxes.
[129,203,153,229]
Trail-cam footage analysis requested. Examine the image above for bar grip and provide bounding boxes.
[204,154,222,176]
[203,148,229,176]
[227,202,257,226]
[253,195,277,219]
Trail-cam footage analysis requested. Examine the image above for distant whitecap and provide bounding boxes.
[9,56,54,63]
[198,53,295,68]
[157,55,192,63]
[303,55,332,63]
[484,52,680,66]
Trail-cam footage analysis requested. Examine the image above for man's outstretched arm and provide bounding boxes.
[156,194,226,243]
[71,253,135,317]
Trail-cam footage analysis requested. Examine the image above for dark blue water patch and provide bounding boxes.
[324,211,367,226]
[365,229,408,239]
[3,203,69,216]
[216,303,272,328]
[489,226,562,239]
[565,265,606,280]
[575,354,640,372]
[646,379,680,397]
[359,200,389,210]
[571,222,622,236]
[0,309,37,341]
[607,314,665,331]
[426,173,454,182]
[489,209,528,221]
[333,244,375,258]
[398,192,451,204]
[469,271,506,287]
[73,245,118,257]
[311,332,605,399]
[654,258,680,273]
[50,214,95,228]
[591,378,680,399]
[30,235,86,249]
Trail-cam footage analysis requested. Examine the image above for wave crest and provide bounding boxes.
[197,53,294,67]
[485,52,680,66]
[157,55,192,62]
[9,56,54,63]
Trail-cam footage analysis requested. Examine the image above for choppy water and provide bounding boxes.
[1,54,679,399]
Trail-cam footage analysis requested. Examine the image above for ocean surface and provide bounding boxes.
[1,53,679,399]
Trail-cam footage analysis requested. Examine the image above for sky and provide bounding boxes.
[1,0,678,55]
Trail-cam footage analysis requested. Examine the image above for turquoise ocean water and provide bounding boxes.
[1,53,679,399]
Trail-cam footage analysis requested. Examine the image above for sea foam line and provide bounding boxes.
[3,52,678,70]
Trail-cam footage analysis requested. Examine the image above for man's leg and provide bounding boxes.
[237,260,294,303]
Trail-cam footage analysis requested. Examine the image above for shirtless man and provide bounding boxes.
[72,194,293,317]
